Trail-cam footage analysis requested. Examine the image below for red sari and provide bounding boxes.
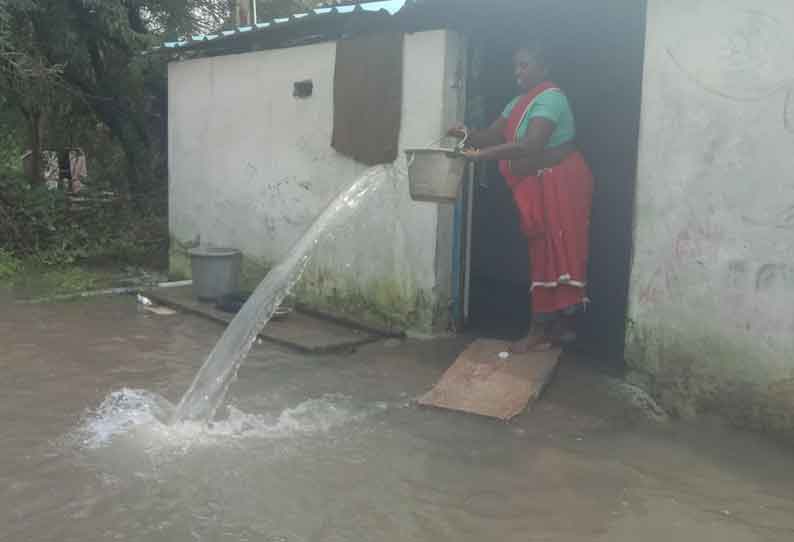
[498,82,594,318]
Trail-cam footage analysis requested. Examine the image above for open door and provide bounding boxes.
[461,0,647,366]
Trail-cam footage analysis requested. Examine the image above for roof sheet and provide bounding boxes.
[161,1,408,50]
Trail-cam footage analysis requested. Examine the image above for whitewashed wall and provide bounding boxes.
[168,30,464,332]
[627,0,794,433]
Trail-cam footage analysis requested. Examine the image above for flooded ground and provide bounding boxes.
[2,295,794,541]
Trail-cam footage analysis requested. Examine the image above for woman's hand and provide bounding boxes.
[447,123,468,139]
[463,148,482,160]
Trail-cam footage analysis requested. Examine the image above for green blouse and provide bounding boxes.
[502,89,576,148]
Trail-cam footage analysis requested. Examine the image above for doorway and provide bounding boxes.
[462,1,647,365]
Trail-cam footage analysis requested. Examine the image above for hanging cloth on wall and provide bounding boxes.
[331,32,404,166]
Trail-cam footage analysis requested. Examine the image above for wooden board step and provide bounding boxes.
[418,339,561,420]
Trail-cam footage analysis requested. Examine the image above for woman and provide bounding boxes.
[450,45,593,352]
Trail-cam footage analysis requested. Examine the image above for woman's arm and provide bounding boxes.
[449,117,507,148]
[467,117,555,174]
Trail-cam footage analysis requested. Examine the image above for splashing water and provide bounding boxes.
[172,166,393,424]
[79,388,377,450]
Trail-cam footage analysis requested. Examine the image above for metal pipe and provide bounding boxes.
[156,280,193,289]
[18,287,139,305]
[16,280,193,304]
[463,162,474,321]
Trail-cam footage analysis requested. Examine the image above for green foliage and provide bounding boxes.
[0,1,314,275]
[32,266,99,294]
[1,170,84,262]
[1,0,317,196]
[0,125,21,170]
[2,257,121,297]
[0,249,21,280]
[0,170,167,268]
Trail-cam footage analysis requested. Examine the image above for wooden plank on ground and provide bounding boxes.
[418,339,561,420]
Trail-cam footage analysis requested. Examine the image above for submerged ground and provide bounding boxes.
[2,295,794,541]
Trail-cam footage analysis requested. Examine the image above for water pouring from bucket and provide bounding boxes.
[170,132,471,425]
[171,166,393,424]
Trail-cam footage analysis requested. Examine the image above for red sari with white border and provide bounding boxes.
[498,82,594,317]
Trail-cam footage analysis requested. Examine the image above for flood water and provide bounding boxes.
[3,296,794,541]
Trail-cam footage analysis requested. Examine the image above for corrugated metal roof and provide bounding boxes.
[161,0,408,50]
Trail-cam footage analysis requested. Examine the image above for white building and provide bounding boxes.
[165,0,794,438]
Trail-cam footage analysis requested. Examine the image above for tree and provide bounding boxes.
[1,0,314,195]
[0,1,65,183]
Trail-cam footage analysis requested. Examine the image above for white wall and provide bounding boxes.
[168,30,463,332]
[628,0,794,432]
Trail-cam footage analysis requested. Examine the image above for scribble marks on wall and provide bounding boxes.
[667,7,790,101]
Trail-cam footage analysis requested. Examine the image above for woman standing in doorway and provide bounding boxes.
[450,45,594,352]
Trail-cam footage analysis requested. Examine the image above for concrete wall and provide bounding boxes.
[628,0,794,437]
[168,30,463,333]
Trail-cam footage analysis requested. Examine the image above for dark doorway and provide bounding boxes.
[463,1,647,366]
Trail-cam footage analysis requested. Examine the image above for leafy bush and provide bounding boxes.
[0,169,166,268]
[0,248,20,280]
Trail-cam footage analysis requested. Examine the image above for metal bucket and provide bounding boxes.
[188,247,242,302]
[405,147,467,203]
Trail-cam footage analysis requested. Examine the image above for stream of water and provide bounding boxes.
[172,165,393,423]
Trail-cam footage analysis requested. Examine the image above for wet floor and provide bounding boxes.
[2,295,794,541]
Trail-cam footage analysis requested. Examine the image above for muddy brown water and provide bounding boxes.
[2,296,794,541]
